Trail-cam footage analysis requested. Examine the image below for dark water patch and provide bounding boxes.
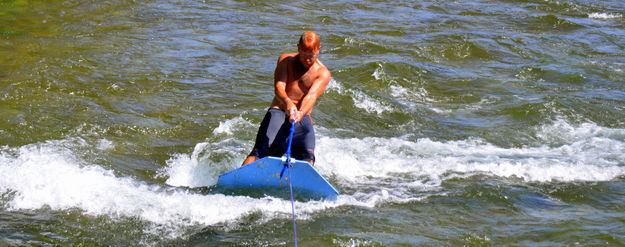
[170,207,387,246]
[451,179,517,209]
[583,58,625,84]
[521,0,587,15]
[435,177,625,245]
[364,29,407,37]
[325,34,395,56]
[574,88,625,103]
[413,193,517,245]
[514,65,586,84]
[332,62,384,89]
[416,34,493,61]
[522,0,624,19]
[334,61,428,92]
[561,91,625,127]
[565,32,621,58]
[422,78,492,105]
[0,1,27,39]
[516,193,568,211]
[300,205,434,246]
[543,181,625,211]
[441,39,493,61]
[495,100,549,127]
[315,92,410,138]
[0,210,59,246]
[453,0,528,18]
[486,35,534,64]
[0,208,175,246]
[552,97,624,127]
[528,14,584,31]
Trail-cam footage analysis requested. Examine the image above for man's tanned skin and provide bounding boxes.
[242,31,331,166]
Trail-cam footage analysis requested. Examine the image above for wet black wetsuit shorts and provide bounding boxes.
[249,108,315,161]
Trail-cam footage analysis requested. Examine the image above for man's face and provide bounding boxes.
[298,46,319,68]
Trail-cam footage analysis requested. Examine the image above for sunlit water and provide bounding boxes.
[1,0,625,246]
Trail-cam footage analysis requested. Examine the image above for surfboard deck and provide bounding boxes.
[216,157,339,200]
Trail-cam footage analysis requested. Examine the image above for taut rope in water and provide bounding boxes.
[280,120,298,246]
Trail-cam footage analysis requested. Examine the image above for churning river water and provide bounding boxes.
[1,0,625,246]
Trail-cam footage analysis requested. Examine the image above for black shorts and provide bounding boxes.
[249,108,315,161]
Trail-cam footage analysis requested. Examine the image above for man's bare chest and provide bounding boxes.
[298,72,316,87]
[288,67,316,88]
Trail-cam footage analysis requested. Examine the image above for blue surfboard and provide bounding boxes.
[216,157,339,200]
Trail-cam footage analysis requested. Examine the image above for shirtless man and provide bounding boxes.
[242,31,331,166]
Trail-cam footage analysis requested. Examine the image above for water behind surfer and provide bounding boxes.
[242,31,331,166]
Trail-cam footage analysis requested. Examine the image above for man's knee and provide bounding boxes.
[299,148,315,165]
[241,155,259,166]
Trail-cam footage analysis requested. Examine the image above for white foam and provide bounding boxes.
[327,79,393,114]
[163,117,256,187]
[164,118,625,200]
[390,84,436,109]
[2,118,624,239]
[352,92,393,114]
[162,142,218,187]
[212,116,255,135]
[430,107,452,114]
[0,140,369,239]
[389,85,407,97]
[164,118,625,208]
[372,64,434,109]
[315,120,625,186]
[332,238,376,247]
[97,139,114,150]
[161,137,252,187]
[588,13,622,19]
[372,65,385,81]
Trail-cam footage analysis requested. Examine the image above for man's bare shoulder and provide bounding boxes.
[278,53,298,63]
[315,60,331,79]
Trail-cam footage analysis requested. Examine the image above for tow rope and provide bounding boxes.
[280,120,298,246]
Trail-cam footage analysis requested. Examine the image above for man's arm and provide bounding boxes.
[297,68,331,119]
[274,55,298,115]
